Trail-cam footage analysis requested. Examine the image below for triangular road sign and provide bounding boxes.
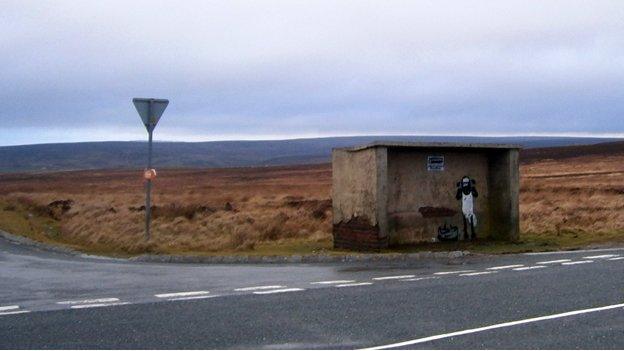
[133,98,169,131]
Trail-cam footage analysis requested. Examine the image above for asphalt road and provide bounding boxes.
[1,236,623,349]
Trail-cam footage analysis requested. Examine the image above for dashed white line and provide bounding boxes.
[513,265,546,271]
[562,260,594,265]
[310,280,356,285]
[434,270,475,275]
[460,271,495,276]
[57,298,119,305]
[252,288,305,295]
[335,282,374,288]
[70,302,130,309]
[537,259,572,264]
[0,310,30,316]
[363,302,624,350]
[583,254,618,259]
[155,291,210,298]
[609,257,624,261]
[372,275,415,281]
[234,285,284,292]
[524,247,624,255]
[167,295,220,301]
[486,265,524,270]
[0,305,20,312]
[400,277,440,282]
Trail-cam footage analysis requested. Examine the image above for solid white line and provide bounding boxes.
[70,302,130,309]
[486,265,524,270]
[335,282,374,288]
[372,275,415,281]
[57,298,119,305]
[460,271,495,276]
[562,260,594,265]
[400,277,440,282]
[434,270,475,275]
[609,257,624,261]
[252,288,305,295]
[155,291,210,298]
[167,295,220,301]
[0,310,30,316]
[537,259,572,264]
[583,254,618,259]
[234,285,284,292]
[513,265,546,271]
[0,305,19,312]
[524,247,624,255]
[363,302,624,350]
[310,280,356,285]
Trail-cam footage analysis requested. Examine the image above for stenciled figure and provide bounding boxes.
[455,176,478,240]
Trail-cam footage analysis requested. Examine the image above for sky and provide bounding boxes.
[1,0,624,146]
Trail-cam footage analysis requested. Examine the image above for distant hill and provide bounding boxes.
[520,140,624,164]
[0,136,621,173]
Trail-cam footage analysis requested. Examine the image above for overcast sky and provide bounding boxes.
[1,0,623,146]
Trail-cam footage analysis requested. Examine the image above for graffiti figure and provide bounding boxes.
[456,176,478,240]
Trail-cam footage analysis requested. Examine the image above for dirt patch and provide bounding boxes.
[285,198,332,219]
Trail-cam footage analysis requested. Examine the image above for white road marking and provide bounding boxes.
[57,298,119,305]
[513,265,546,271]
[0,310,30,316]
[0,305,19,312]
[400,277,439,282]
[460,271,495,276]
[252,288,304,295]
[524,247,624,255]
[234,285,284,292]
[434,270,475,275]
[310,280,356,285]
[537,259,572,264]
[486,265,524,270]
[335,282,374,288]
[167,295,220,301]
[363,302,624,350]
[583,254,618,259]
[372,275,415,281]
[70,302,130,309]
[155,291,210,298]
[562,260,594,265]
[609,257,624,261]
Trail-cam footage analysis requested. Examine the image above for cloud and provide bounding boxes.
[1,0,624,145]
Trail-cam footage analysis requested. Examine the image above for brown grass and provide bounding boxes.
[0,165,332,255]
[520,155,624,247]
[1,153,624,256]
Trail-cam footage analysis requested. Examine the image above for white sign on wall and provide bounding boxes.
[427,155,445,171]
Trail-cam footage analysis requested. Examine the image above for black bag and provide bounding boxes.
[437,224,459,241]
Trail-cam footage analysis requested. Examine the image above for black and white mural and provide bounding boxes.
[456,176,478,240]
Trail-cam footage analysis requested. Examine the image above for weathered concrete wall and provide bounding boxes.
[386,148,491,244]
[332,143,520,249]
[487,149,520,241]
[332,148,388,249]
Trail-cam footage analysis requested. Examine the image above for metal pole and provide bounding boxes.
[145,100,153,241]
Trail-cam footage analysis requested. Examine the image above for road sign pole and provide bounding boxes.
[145,100,153,241]
[132,97,168,243]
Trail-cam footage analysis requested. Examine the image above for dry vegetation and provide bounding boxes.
[520,155,624,247]
[0,165,332,255]
[1,151,624,256]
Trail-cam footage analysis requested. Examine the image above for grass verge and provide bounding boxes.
[2,199,623,258]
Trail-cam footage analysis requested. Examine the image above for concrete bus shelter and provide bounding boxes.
[332,141,521,250]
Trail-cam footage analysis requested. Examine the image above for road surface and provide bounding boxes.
[1,236,623,349]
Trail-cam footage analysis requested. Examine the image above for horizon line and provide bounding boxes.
[2,132,624,148]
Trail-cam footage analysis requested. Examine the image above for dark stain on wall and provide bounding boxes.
[418,206,457,218]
